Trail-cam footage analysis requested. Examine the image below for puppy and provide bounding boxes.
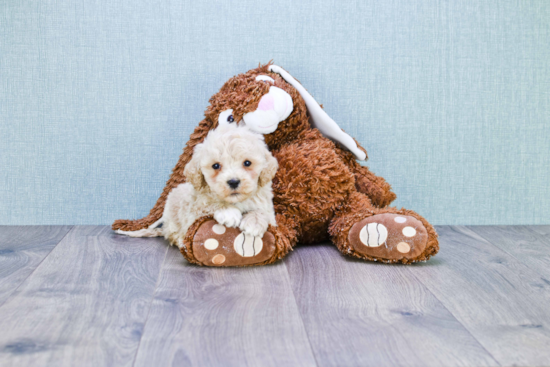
[116,124,278,248]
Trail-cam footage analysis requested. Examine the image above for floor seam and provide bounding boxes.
[131,244,170,367]
[0,225,74,310]
[465,225,550,292]
[281,257,321,367]
[406,225,502,366]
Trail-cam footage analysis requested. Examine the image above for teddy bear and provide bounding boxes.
[113,63,439,266]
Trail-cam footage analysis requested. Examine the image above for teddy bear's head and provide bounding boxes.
[202,62,367,160]
[204,63,309,150]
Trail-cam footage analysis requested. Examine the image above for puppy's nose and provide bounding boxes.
[227,179,240,189]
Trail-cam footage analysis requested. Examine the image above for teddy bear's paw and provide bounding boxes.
[188,220,277,266]
[348,214,428,263]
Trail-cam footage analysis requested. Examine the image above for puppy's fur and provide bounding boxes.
[117,124,278,248]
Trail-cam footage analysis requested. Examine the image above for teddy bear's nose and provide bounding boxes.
[227,179,240,189]
[258,93,275,111]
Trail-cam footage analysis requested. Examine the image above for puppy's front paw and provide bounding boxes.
[239,212,269,237]
[214,208,243,228]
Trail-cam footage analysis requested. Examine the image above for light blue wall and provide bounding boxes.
[1,1,549,225]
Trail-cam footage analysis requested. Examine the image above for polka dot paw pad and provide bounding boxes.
[191,220,276,266]
[348,214,428,261]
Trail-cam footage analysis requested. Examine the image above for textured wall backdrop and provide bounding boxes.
[1,1,549,225]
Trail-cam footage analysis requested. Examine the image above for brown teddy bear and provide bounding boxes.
[113,63,439,266]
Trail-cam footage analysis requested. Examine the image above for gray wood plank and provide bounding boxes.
[133,247,317,367]
[468,225,550,279]
[407,226,550,366]
[0,226,72,307]
[285,243,497,367]
[0,226,168,367]
[527,225,550,243]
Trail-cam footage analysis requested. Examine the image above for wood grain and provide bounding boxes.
[2,225,550,366]
[408,225,550,366]
[468,225,550,279]
[0,226,72,307]
[527,225,550,245]
[133,246,317,367]
[0,226,168,367]
[285,243,497,367]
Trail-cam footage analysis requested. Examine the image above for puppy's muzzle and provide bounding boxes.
[227,179,240,189]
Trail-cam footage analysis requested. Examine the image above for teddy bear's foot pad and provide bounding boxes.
[348,214,428,262]
[189,220,276,266]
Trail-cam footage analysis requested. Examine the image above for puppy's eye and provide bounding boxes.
[212,163,220,170]
[243,160,252,167]
[227,115,234,123]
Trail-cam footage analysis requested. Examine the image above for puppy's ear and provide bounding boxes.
[259,152,278,187]
[184,150,208,191]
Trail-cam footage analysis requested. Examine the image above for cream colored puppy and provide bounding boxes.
[116,124,278,248]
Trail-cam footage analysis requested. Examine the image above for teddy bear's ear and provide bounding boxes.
[268,65,367,161]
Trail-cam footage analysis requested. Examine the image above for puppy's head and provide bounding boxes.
[184,124,278,204]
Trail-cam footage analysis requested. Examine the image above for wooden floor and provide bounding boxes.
[0,226,549,366]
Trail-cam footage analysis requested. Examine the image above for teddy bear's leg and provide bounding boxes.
[334,147,396,208]
[329,192,439,264]
[179,214,298,267]
[352,165,397,208]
